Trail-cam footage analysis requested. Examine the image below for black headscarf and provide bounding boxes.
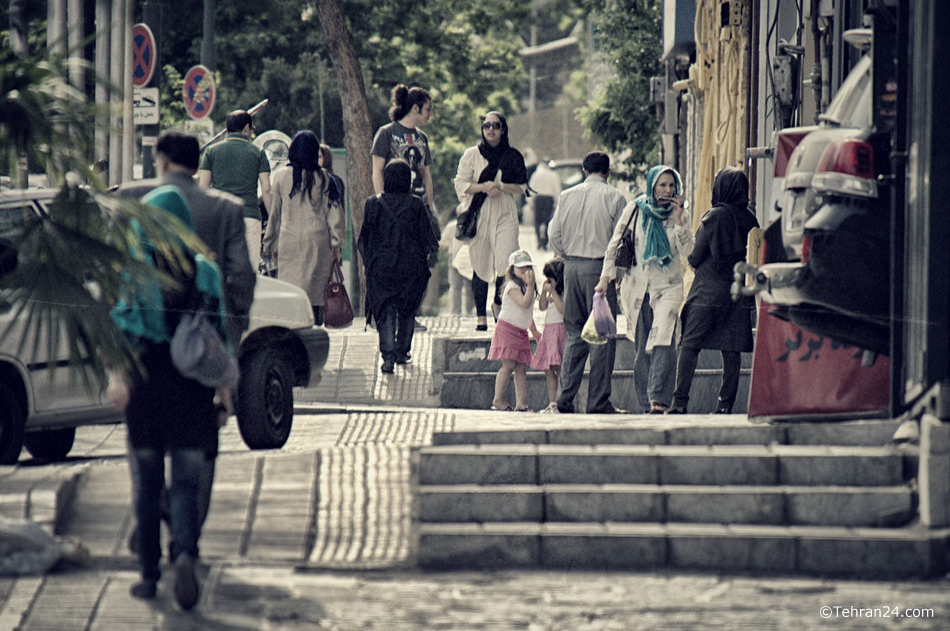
[465,111,528,217]
[709,166,752,259]
[711,166,749,208]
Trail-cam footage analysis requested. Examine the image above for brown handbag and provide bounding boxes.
[323,260,354,328]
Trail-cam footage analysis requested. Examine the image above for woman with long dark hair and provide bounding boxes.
[263,130,345,325]
[453,111,529,331]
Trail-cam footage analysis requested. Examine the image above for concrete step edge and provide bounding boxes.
[417,444,904,456]
[417,483,912,494]
[416,521,950,539]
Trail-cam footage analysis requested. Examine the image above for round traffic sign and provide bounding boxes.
[183,65,215,120]
[132,23,157,88]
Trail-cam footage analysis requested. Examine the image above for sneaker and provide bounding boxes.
[592,403,627,414]
[130,579,157,600]
[648,400,667,415]
[396,353,411,365]
[173,553,200,610]
[556,401,574,414]
[381,358,395,373]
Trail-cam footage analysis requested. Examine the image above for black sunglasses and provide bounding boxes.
[482,121,502,131]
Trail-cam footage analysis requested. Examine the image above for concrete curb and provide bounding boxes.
[0,465,87,534]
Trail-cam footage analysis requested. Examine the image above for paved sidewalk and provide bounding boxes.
[3,312,949,629]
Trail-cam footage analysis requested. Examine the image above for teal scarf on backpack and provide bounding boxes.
[635,165,682,268]
[111,185,229,347]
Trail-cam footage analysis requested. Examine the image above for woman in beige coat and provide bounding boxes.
[263,130,345,324]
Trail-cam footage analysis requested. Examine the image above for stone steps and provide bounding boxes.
[415,522,949,578]
[415,444,907,487]
[409,421,950,577]
[436,336,752,413]
[417,484,914,526]
[431,419,902,448]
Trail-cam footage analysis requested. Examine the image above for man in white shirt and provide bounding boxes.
[528,159,561,249]
[548,152,627,414]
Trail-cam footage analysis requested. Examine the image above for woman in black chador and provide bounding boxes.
[358,159,438,374]
[668,166,760,414]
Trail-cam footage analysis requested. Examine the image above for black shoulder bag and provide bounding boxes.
[615,207,638,270]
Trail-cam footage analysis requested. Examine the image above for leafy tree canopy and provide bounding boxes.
[151,0,533,212]
[578,0,662,178]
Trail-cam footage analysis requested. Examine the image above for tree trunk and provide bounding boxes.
[313,0,372,314]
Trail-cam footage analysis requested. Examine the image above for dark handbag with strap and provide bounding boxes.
[323,260,354,328]
[455,206,479,240]
[615,208,638,270]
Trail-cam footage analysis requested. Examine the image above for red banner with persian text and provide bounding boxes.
[747,307,890,418]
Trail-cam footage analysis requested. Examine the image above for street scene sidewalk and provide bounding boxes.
[2,304,949,629]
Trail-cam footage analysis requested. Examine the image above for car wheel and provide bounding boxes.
[236,347,294,450]
[24,427,76,461]
[0,382,26,465]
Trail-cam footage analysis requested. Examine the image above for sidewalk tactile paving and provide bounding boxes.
[308,445,411,567]
[337,411,454,446]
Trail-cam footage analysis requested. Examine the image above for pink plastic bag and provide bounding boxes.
[592,291,616,338]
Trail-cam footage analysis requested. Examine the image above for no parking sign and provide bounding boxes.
[132,24,156,88]
[183,65,215,120]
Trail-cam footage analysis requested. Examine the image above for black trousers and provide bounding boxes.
[471,273,505,318]
[672,346,741,412]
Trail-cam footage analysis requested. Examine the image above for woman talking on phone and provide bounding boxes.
[595,165,692,414]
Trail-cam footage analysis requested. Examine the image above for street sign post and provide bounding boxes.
[183,64,216,120]
[133,87,160,125]
[132,23,157,88]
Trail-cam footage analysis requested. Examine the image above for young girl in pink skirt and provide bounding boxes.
[530,258,566,413]
[488,249,537,411]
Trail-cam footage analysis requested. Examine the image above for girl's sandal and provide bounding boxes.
[491,403,513,411]
[514,406,531,412]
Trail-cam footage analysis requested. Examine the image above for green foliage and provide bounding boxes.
[340,0,530,214]
[0,46,98,181]
[577,0,662,178]
[0,46,210,386]
[152,0,532,213]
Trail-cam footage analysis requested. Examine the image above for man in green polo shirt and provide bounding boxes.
[198,110,271,272]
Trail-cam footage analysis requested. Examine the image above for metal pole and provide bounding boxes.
[95,0,110,168]
[122,0,134,183]
[10,0,29,188]
[67,0,84,90]
[201,0,215,70]
[142,0,163,178]
[318,62,325,142]
[109,0,123,186]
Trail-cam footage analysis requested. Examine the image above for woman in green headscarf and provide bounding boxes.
[595,165,692,414]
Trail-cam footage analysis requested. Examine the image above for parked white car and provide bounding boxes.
[0,188,329,463]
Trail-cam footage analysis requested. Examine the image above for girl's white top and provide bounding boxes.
[497,280,534,330]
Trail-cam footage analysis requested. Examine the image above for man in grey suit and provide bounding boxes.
[117,131,256,583]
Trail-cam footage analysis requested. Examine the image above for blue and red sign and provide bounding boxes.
[132,23,156,88]
[183,65,215,120]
